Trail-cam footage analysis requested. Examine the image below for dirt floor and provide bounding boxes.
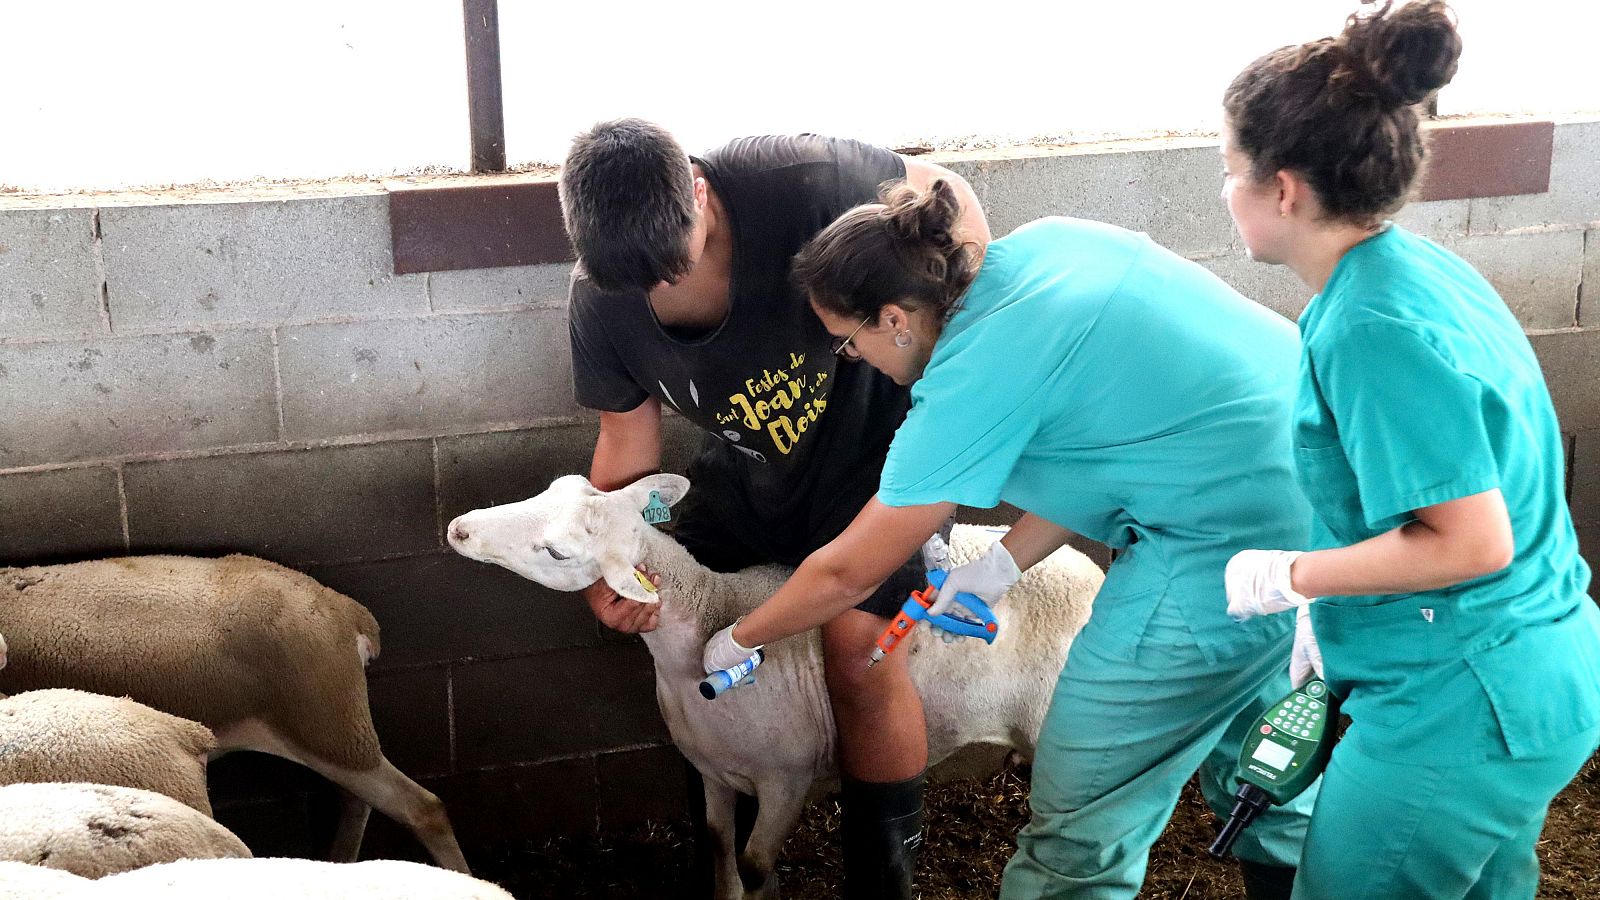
[477,751,1599,899]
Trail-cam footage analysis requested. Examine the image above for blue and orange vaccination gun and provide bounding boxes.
[868,569,999,667]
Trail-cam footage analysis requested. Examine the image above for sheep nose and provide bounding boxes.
[449,522,469,544]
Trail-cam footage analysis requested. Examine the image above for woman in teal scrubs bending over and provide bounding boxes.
[1219,3,1600,898]
[701,181,1316,898]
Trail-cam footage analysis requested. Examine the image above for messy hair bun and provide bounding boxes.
[793,179,977,323]
[1224,1,1462,225]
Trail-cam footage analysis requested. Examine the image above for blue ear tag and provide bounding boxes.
[641,491,672,526]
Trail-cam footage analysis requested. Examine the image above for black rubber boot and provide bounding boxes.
[840,772,926,900]
[1239,860,1298,900]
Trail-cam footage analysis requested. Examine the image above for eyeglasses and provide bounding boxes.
[830,315,873,361]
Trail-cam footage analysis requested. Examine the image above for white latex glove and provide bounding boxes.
[702,619,763,674]
[928,541,1022,642]
[1289,605,1324,689]
[1225,549,1312,621]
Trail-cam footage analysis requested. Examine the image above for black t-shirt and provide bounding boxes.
[568,134,911,563]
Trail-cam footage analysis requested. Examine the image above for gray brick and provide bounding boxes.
[438,425,598,524]
[452,643,665,768]
[279,309,573,442]
[1194,254,1309,321]
[0,330,277,469]
[1583,229,1597,328]
[429,262,573,312]
[123,441,437,566]
[101,195,427,331]
[0,208,102,341]
[957,141,1237,255]
[1531,330,1600,433]
[1393,198,1469,239]
[0,466,124,562]
[1471,120,1600,234]
[1446,231,1583,330]
[308,552,600,672]
[1572,431,1600,527]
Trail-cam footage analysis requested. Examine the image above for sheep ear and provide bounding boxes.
[618,474,690,512]
[595,543,661,605]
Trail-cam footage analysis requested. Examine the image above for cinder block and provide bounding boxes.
[0,207,102,341]
[123,441,438,566]
[278,309,574,442]
[1393,198,1469,239]
[1583,229,1597,328]
[597,745,690,830]
[422,758,598,847]
[1531,330,1600,432]
[0,466,124,563]
[1194,254,1310,321]
[437,425,600,525]
[308,552,600,672]
[367,665,452,779]
[429,262,574,312]
[452,643,665,769]
[1446,231,1584,330]
[1470,120,1600,234]
[957,141,1238,255]
[1572,430,1600,526]
[0,329,277,469]
[100,195,428,331]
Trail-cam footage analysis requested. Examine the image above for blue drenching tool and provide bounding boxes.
[699,649,765,700]
[868,569,999,668]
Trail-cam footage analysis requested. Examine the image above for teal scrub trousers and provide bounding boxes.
[1000,596,1316,900]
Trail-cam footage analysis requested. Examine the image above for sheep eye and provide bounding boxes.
[544,546,570,561]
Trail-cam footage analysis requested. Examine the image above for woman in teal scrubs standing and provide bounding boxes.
[700,181,1316,898]
[1219,3,1600,898]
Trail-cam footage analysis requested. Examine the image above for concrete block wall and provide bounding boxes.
[1,117,1596,862]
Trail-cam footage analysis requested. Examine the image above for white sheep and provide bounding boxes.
[95,857,515,899]
[0,689,216,815]
[447,474,1103,900]
[0,860,90,899]
[0,555,467,872]
[0,782,251,879]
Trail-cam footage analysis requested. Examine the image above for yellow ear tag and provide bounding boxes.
[633,569,658,593]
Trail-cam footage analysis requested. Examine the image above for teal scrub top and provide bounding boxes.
[1296,223,1600,763]
[878,217,1311,664]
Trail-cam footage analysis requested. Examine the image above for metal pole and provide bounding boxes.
[462,0,507,173]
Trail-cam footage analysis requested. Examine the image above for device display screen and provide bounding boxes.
[1251,738,1295,771]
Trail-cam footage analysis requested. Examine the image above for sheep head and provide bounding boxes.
[447,473,689,603]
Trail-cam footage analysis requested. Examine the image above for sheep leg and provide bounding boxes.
[702,777,744,900]
[328,787,373,863]
[738,779,809,900]
[213,720,468,873]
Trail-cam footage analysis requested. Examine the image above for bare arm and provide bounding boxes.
[998,512,1076,570]
[584,397,666,632]
[732,498,958,647]
[590,397,663,491]
[903,157,991,246]
[1291,488,1514,598]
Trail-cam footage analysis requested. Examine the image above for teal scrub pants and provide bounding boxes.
[1293,723,1600,900]
[1001,597,1316,900]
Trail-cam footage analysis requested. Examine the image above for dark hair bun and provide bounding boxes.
[1339,0,1462,108]
[884,179,962,252]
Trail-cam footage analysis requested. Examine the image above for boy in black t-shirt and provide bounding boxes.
[558,119,989,899]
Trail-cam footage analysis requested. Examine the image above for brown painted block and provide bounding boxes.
[452,644,666,769]
[308,552,600,672]
[1417,120,1554,202]
[0,466,124,563]
[367,665,452,779]
[1571,431,1600,526]
[597,745,692,830]
[389,178,571,276]
[123,441,437,567]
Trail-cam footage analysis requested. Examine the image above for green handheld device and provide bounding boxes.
[1209,678,1340,859]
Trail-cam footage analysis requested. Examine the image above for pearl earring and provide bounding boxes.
[894,330,912,349]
